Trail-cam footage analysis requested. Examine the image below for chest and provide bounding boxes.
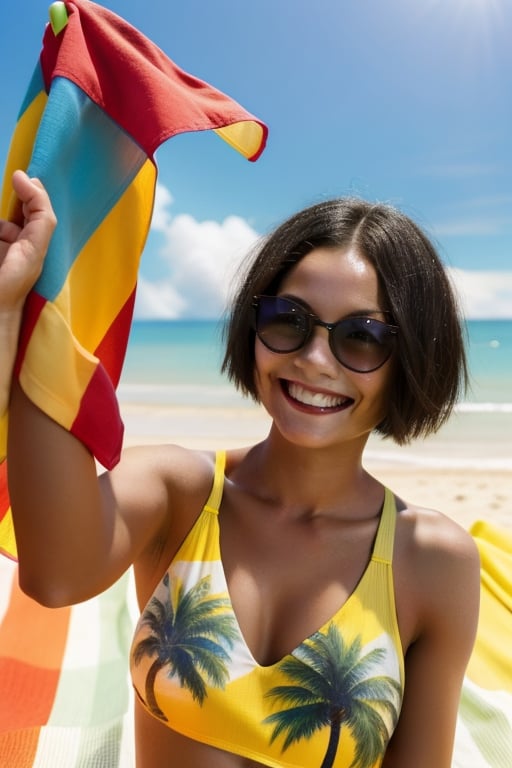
[218,495,382,666]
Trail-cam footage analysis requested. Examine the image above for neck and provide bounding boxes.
[234,426,382,520]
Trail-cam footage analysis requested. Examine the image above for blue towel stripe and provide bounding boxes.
[28,77,148,301]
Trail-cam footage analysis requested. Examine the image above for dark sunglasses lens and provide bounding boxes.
[332,317,395,372]
[256,297,309,352]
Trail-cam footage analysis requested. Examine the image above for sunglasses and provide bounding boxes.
[252,295,398,373]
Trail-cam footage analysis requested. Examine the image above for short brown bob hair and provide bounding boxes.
[222,198,468,445]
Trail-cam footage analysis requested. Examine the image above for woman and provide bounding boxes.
[2,171,479,767]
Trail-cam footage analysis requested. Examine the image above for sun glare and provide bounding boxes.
[427,0,503,19]
[423,0,505,57]
[459,0,500,7]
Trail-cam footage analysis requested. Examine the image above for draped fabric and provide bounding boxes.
[466,521,512,693]
[453,521,512,767]
[0,0,267,560]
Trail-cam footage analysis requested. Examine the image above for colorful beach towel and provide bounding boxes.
[0,0,267,560]
[0,555,136,767]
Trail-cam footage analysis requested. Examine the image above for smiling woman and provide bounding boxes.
[3,181,481,768]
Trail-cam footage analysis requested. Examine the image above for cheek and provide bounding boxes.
[253,341,285,401]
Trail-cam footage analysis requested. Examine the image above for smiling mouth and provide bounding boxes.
[283,381,354,411]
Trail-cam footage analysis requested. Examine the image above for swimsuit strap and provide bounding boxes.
[202,450,226,514]
[371,487,397,566]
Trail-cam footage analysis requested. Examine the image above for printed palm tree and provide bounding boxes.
[132,572,239,720]
[263,625,401,768]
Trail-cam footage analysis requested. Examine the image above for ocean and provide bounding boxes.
[119,319,234,406]
[119,318,512,410]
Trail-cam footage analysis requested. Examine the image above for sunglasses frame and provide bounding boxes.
[252,295,399,373]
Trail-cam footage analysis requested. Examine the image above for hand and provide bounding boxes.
[0,171,56,313]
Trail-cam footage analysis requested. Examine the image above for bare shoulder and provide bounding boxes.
[115,442,217,496]
[397,500,478,566]
[393,497,480,644]
[395,499,479,576]
[111,444,222,594]
[104,442,220,549]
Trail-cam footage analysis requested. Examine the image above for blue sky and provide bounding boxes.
[1,0,511,318]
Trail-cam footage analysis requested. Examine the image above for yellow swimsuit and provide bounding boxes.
[130,451,405,768]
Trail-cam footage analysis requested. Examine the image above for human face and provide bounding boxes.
[254,246,396,451]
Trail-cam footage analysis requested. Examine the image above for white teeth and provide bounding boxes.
[288,382,346,408]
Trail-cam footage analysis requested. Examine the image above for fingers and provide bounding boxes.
[0,172,57,311]
[0,219,22,246]
[10,170,57,261]
[12,171,57,225]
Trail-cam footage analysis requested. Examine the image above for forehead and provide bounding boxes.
[278,246,383,312]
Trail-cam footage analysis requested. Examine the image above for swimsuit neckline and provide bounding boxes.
[186,462,396,670]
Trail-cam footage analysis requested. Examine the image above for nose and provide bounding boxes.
[294,325,339,375]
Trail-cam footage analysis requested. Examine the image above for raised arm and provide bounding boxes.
[2,173,175,606]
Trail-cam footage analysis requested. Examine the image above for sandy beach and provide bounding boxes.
[120,399,512,533]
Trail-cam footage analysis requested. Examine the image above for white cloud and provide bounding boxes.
[448,267,512,319]
[150,183,174,231]
[134,277,186,319]
[134,183,260,319]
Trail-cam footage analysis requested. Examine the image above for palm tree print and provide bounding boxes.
[263,625,401,768]
[132,572,239,720]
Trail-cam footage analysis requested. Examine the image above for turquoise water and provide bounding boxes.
[464,320,512,406]
[119,318,512,409]
[122,320,225,386]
